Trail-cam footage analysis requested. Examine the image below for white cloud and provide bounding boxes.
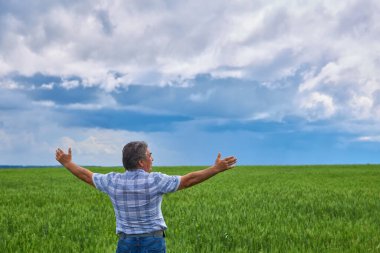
[210,69,244,79]
[0,58,11,76]
[32,100,56,108]
[354,135,380,143]
[299,92,336,120]
[60,135,120,156]
[0,79,21,90]
[36,127,186,166]
[99,72,129,92]
[64,103,106,110]
[61,79,80,90]
[1,0,376,88]
[189,89,214,102]
[348,94,373,119]
[247,112,272,121]
[40,83,54,90]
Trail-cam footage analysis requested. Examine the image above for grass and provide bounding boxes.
[1,165,380,252]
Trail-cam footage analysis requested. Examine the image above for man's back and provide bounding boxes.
[93,169,180,234]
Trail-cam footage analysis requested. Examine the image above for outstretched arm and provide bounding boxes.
[178,153,237,190]
[55,148,95,187]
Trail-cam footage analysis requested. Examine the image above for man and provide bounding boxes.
[55,141,237,253]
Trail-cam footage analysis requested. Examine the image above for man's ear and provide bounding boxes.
[137,160,144,167]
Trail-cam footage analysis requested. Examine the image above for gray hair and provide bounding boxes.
[122,141,148,170]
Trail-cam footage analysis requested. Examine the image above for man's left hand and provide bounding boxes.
[56,148,72,167]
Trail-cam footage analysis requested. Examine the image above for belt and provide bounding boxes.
[118,230,165,239]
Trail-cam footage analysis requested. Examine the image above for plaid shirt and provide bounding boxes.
[93,169,180,234]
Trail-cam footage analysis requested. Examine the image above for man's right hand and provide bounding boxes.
[213,153,237,172]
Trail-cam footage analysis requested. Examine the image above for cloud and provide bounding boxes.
[0,0,377,86]
[40,83,54,90]
[0,79,21,90]
[61,79,80,90]
[32,100,56,108]
[354,136,380,143]
[299,92,336,120]
[1,0,380,165]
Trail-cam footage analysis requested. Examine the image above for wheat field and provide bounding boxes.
[1,165,380,252]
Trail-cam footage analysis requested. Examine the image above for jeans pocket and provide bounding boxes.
[143,237,166,253]
[116,238,134,253]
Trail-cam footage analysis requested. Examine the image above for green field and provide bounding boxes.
[1,165,380,252]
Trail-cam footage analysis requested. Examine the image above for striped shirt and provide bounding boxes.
[93,169,180,234]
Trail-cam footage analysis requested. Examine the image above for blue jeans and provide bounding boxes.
[116,236,166,253]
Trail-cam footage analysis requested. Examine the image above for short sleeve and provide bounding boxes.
[153,172,180,194]
[93,172,117,194]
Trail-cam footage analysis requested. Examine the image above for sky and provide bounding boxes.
[1,0,380,166]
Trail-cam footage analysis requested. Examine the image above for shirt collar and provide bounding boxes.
[127,168,146,173]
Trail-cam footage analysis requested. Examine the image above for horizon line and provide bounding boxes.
[0,163,379,169]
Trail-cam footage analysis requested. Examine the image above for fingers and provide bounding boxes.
[225,155,237,166]
[216,153,237,163]
[55,148,70,155]
[221,156,236,163]
[224,156,236,162]
[215,153,237,170]
[56,148,62,156]
[55,148,71,161]
[225,157,237,168]
[55,148,62,161]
